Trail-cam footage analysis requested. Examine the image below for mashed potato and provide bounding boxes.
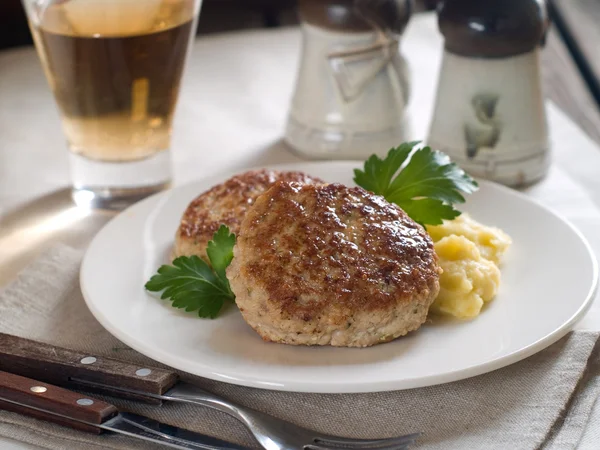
[427,213,511,264]
[430,235,500,318]
[426,214,511,319]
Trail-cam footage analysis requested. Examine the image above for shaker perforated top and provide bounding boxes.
[298,0,412,35]
[438,0,548,58]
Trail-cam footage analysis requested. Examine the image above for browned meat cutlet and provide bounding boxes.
[174,169,324,260]
[227,181,441,347]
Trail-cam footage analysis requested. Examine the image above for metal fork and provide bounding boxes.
[75,377,420,450]
[162,383,421,450]
[2,333,420,449]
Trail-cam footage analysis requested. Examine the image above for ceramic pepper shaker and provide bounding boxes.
[285,0,412,159]
[427,0,550,186]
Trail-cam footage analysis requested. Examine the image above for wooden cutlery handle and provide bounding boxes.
[0,333,178,402]
[0,371,117,434]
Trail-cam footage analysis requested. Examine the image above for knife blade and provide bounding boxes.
[0,370,250,450]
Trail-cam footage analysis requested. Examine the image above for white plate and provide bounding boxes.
[81,162,598,393]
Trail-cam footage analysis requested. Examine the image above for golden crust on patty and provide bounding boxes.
[174,170,324,259]
[227,182,441,347]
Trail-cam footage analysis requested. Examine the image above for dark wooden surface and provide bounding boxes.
[0,371,117,434]
[0,333,179,402]
[542,26,600,145]
[551,0,600,106]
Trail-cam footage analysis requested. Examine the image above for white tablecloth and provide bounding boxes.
[1,12,600,449]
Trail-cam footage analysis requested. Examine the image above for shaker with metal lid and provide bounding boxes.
[427,0,550,186]
[285,0,412,159]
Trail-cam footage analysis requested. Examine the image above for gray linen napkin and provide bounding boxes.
[0,245,598,450]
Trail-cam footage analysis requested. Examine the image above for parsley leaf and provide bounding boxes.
[206,225,236,292]
[353,142,478,226]
[144,225,236,318]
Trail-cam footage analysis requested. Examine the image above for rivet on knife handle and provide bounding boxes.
[0,370,117,434]
[0,333,178,402]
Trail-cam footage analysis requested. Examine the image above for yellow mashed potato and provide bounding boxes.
[426,214,511,319]
[427,213,511,264]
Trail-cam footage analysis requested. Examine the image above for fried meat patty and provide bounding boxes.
[174,170,323,259]
[227,182,441,347]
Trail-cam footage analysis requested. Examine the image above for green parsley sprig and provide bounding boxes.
[145,225,236,318]
[353,141,479,226]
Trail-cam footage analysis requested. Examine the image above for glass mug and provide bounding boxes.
[21,0,202,209]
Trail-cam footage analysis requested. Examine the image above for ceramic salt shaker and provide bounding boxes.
[428,0,550,186]
[285,0,412,159]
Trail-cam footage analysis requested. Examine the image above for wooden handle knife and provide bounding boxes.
[0,333,178,403]
[0,370,117,434]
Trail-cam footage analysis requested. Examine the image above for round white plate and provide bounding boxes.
[81,162,598,393]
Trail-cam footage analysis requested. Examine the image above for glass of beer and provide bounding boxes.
[21,0,202,209]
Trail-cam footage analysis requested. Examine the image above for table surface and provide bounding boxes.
[551,0,600,114]
[542,25,600,146]
[1,12,600,450]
